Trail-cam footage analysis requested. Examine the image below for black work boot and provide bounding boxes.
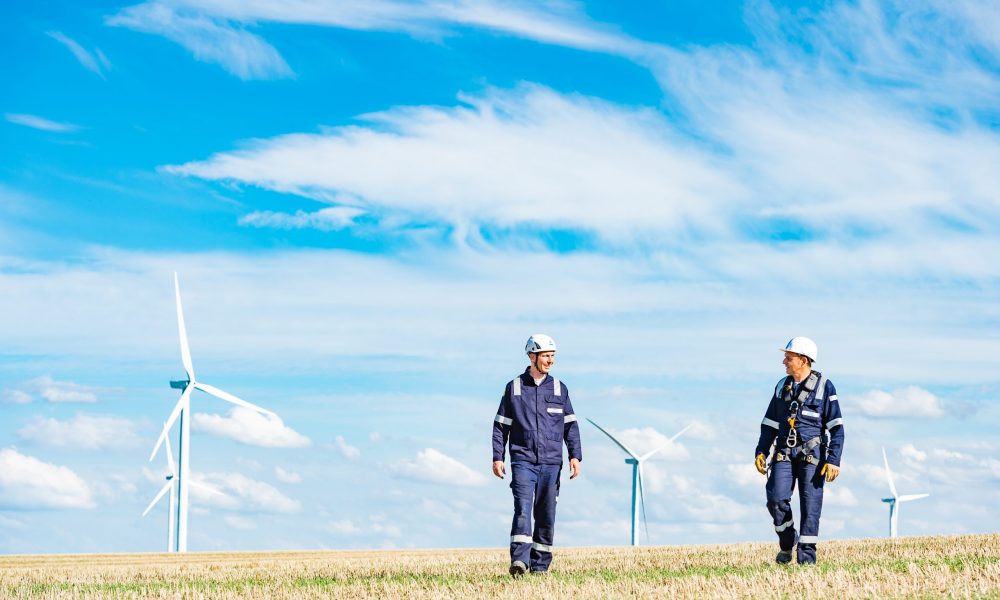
[509,561,527,578]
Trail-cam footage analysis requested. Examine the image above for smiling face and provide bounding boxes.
[529,351,556,376]
[783,351,811,380]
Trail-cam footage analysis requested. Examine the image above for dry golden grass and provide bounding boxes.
[1,534,997,599]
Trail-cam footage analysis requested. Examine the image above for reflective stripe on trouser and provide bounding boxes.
[509,462,561,572]
[765,453,825,564]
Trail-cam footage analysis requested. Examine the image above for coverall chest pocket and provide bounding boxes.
[544,397,565,439]
[798,399,823,426]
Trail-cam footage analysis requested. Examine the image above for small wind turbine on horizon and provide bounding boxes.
[149,273,278,552]
[142,425,177,552]
[882,446,929,538]
[588,419,692,546]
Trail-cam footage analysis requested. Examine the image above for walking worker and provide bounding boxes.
[492,334,582,577]
[755,337,845,565]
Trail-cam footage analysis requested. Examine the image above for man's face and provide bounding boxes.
[783,351,807,375]
[532,351,556,374]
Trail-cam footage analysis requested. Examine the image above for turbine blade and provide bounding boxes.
[150,386,191,462]
[194,382,276,417]
[639,423,693,462]
[897,493,929,502]
[586,418,639,459]
[174,273,195,382]
[638,463,649,542]
[142,482,172,517]
[163,429,177,478]
[882,447,898,499]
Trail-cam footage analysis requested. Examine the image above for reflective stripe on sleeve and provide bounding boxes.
[511,535,532,544]
[775,519,794,533]
[829,394,838,402]
[512,378,521,397]
[762,418,780,429]
[799,535,819,544]
[495,415,513,426]
[532,542,553,553]
[827,417,844,429]
[564,414,577,423]
[553,378,561,396]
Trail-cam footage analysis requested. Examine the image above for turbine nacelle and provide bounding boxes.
[169,380,189,390]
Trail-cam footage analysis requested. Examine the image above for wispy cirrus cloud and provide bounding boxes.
[239,207,365,232]
[0,448,94,509]
[192,407,311,447]
[107,2,293,80]
[107,0,652,79]
[17,414,142,449]
[4,113,81,133]
[46,31,111,79]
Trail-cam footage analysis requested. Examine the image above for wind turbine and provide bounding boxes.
[150,273,277,552]
[881,447,930,538]
[587,419,692,546]
[142,427,177,552]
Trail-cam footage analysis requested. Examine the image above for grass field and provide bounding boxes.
[1,534,997,599]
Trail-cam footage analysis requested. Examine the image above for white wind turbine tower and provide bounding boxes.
[150,273,278,552]
[882,447,930,538]
[588,419,692,546]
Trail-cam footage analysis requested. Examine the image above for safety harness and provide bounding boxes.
[772,371,824,466]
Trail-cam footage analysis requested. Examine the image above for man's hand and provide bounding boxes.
[755,453,768,476]
[569,458,581,480]
[820,463,840,482]
[492,460,506,479]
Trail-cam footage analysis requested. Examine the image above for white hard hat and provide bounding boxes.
[525,333,557,354]
[782,337,818,362]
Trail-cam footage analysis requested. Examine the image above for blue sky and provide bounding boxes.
[1,0,999,553]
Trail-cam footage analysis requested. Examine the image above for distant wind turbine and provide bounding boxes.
[881,447,930,538]
[587,419,692,546]
[149,273,278,552]
[142,426,177,552]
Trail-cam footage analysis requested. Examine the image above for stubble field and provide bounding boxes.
[1,534,997,599]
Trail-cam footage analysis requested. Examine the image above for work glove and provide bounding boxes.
[755,453,767,476]
[820,463,840,482]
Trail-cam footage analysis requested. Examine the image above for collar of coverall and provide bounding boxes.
[522,366,552,386]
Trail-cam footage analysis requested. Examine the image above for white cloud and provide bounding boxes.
[224,515,257,530]
[107,2,293,80]
[369,431,382,443]
[17,414,141,450]
[850,386,945,419]
[900,444,928,463]
[725,463,762,490]
[274,466,301,484]
[1,390,32,404]
[192,407,311,447]
[193,471,300,513]
[4,113,81,133]
[824,485,859,508]
[14,376,98,403]
[239,207,365,231]
[0,448,94,509]
[391,448,487,487]
[326,519,361,536]
[46,31,110,78]
[107,0,653,80]
[333,435,360,460]
[165,85,739,241]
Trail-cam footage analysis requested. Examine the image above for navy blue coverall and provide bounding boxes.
[755,371,845,564]
[493,368,582,571]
